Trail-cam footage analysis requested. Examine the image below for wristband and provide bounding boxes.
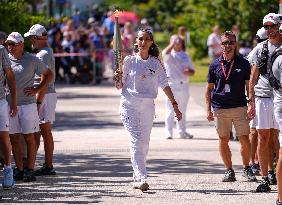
[172,101,178,106]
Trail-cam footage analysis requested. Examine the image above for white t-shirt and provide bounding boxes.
[121,54,168,99]
[272,55,282,113]
[162,50,194,84]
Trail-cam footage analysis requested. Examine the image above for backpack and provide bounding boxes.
[268,48,282,90]
[257,40,268,75]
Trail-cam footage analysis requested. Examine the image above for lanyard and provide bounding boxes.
[220,60,234,81]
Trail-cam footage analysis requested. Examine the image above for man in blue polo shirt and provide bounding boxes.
[205,31,256,182]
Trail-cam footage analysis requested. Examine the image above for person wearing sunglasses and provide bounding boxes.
[5,32,53,183]
[0,35,17,190]
[24,24,57,177]
[248,13,282,193]
[272,24,282,205]
[206,31,256,183]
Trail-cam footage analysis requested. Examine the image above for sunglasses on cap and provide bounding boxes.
[221,40,236,46]
[263,24,278,30]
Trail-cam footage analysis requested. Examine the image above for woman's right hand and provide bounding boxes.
[114,71,122,82]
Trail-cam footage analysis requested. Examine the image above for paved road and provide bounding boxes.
[1,81,278,205]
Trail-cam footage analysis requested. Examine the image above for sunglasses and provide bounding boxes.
[263,24,278,30]
[6,42,19,46]
[221,41,236,46]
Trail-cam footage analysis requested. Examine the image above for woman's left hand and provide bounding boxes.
[174,106,182,121]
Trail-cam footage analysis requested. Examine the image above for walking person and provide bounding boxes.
[205,31,256,182]
[6,32,53,182]
[162,35,195,139]
[115,28,182,191]
[248,13,282,192]
[271,24,282,205]
[24,24,57,176]
[0,43,17,189]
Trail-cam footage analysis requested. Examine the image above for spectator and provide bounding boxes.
[207,25,222,61]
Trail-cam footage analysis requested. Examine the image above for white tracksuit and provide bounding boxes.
[120,54,168,182]
[162,50,194,137]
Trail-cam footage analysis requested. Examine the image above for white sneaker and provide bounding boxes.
[133,181,149,191]
[179,132,193,139]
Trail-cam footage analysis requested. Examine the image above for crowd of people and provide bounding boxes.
[206,13,282,205]
[44,10,147,85]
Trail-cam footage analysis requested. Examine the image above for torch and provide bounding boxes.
[113,10,123,88]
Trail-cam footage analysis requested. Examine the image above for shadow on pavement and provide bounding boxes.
[1,153,240,203]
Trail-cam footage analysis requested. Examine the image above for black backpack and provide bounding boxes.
[268,48,282,90]
[257,40,268,75]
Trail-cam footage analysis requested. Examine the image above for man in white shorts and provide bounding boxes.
[0,44,17,189]
[24,24,57,176]
[247,27,268,175]
[6,32,53,182]
[162,35,195,139]
[248,13,282,192]
[270,24,282,204]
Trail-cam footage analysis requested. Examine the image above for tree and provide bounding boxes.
[105,0,278,59]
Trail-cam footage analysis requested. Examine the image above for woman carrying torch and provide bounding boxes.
[114,11,182,191]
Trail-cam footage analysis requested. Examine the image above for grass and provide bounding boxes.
[154,31,209,83]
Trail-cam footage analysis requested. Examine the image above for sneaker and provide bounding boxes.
[256,176,271,192]
[23,169,36,182]
[179,132,193,139]
[251,163,260,175]
[242,167,257,182]
[276,200,282,205]
[166,136,173,140]
[268,170,277,185]
[13,168,24,181]
[35,163,56,176]
[2,167,14,189]
[222,168,236,182]
[133,182,149,192]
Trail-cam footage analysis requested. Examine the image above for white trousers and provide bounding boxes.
[165,82,189,137]
[120,97,155,182]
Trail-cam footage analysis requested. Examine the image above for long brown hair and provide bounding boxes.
[134,28,160,58]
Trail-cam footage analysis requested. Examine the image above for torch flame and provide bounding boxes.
[114,10,121,18]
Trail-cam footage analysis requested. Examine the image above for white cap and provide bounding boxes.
[256,27,267,40]
[6,32,24,43]
[88,17,95,24]
[263,13,281,25]
[24,24,47,37]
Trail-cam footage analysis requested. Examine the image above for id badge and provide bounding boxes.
[225,84,230,93]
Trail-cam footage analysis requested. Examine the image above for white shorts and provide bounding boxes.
[249,118,257,129]
[274,112,282,147]
[254,97,279,129]
[38,93,57,124]
[0,99,9,132]
[9,103,39,134]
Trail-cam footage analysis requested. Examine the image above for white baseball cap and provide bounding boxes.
[256,27,267,40]
[6,32,24,43]
[24,24,47,37]
[263,13,281,25]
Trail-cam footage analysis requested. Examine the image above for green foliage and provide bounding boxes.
[0,0,48,35]
[104,0,278,59]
